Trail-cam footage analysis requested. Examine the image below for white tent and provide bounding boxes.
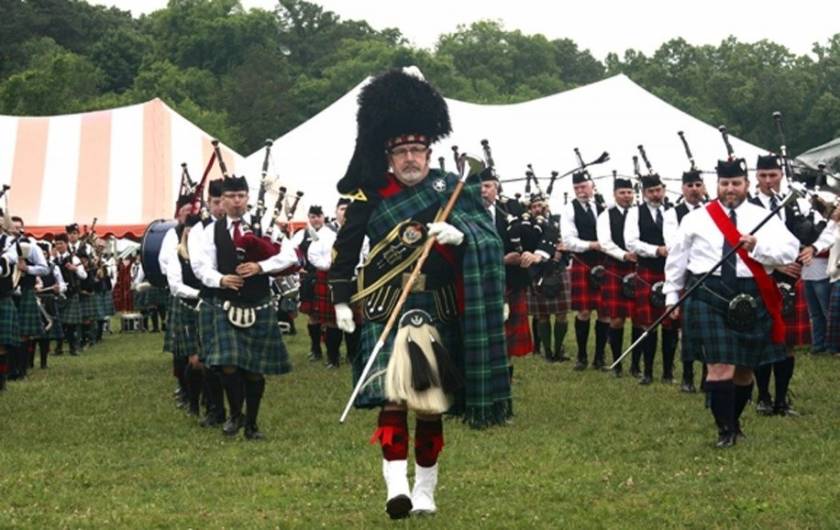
[246,68,767,218]
[0,98,244,238]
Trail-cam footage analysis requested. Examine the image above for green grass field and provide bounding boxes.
[2,318,839,529]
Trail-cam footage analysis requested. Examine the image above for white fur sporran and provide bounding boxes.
[223,300,256,329]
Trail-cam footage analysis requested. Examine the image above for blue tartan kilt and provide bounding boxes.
[79,293,97,320]
[167,297,200,359]
[198,296,291,375]
[58,294,82,325]
[0,296,21,347]
[38,294,64,339]
[681,275,786,367]
[149,286,171,308]
[163,295,177,353]
[96,290,114,318]
[353,290,460,409]
[15,288,45,338]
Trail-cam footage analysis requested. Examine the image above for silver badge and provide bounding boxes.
[432,178,446,192]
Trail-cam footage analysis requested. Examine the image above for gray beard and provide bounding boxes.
[394,168,425,186]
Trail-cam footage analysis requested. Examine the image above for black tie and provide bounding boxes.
[655,207,663,230]
[770,195,781,218]
[585,202,594,220]
[722,208,738,289]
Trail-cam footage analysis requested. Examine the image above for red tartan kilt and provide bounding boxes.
[601,258,636,319]
[302,270,335,325]
[784,280,810,348]
[633,265,675,329]
[570,255,604,311]
[505,288,532,357]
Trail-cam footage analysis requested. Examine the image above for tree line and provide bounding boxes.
[1,0,838,158]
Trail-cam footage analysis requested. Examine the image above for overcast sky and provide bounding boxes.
[89,0,838,59]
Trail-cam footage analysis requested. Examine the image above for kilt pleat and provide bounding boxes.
[570,255,605,311]
[15,288,44,338]
[354,291,460,409]
[0,297,21,347]
[784,280,811,348]
[601,258,636,319]
[527,268,570,317]
[40,295,64,339]
[163,296,177,353]
[505,287,532,357]
[167,297,200,359]
[58,294,82,325]
[198,296,291,375]
[681,275,787,366]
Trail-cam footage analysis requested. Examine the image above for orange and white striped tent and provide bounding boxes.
[0,98,243,239]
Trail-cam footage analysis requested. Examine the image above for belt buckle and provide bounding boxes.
[402,272,426,293]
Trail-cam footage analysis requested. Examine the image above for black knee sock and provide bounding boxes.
[643,328,658,378]
[27,340,36,369]
[532,317,541,354]
[609,327,624,368]
[345,329,360,363]
[773,357,795,408]
[205,369,226,419]
[325,326,343,366]
[755,363,772,402]
[661,328,678,379]
[594,320,609,364]
[173,356,188,397]
[630,327,643,371]
[186,364,204,414]
[553,318,568,358]
[706,379,736,434]
[221,370,245,418]
[734,382,753,428]
[682,361,695,385]
[307,324,322,357]
[96,320,104,342]
[537,320,553,359]
[151,311,160,332]
[244,375,266,427]
[39,339,49,368]
[574,317,590,363]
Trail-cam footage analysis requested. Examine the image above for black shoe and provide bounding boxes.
[612,368,622,378]
[386,494,412,520]
[573,361,587,371]
[200,414,226,428]
[639,376,653,386]
[629,367,641,379]
[222,415,245,436]
[592,359,605,370]
[774,401,801,417]
[756,399,774,416]
[244,423,265,440]
[187,405,200,417]
[555,353,569,362]
[308,352,322,362]
[716,431,737,449]
[680,382,696,393]
[69,350,79,357]
[661,376,675,385]
[325,362,339,369]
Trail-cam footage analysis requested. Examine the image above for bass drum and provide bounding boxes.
[140,219,177,288]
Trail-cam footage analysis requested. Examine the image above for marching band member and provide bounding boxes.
[664,158,797,447]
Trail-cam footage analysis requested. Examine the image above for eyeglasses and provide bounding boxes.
[389,145,429,159]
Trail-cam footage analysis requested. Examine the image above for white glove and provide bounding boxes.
[335,303,356,333]
[503,303,510,322]
[427,222,464,246]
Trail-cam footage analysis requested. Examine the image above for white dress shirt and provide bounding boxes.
[663,200,799,305]
[663,202,703,249]
[158,227,178,279]
[307,226,338,271]
[165,241,200,300]
[596,206,630,261]
[22,243,49,278]
[193,213,300,289]
[625,202,666,258]
[560,199,598,253]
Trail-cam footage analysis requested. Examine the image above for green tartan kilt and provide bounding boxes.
[15,288,44,338]
[79,293,97,320]
[41,295,64,340]
[0,296,22,347]
[58,294,82,325]
[353,291,460,410]
[95,290,114,318]
[163,295,176,353]
[198,296,291,375]
[149,286,171,308]
[682,275,787,367]
[165,297,200,359]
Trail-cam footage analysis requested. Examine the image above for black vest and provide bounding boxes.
[42,264,57,289]
[638,204,666,269]
[608,206,628,251]
[56,254,79,296]
[175,225,203,291]
[214,217,270,304]
[675,202,691,224]
[572,199,602,261]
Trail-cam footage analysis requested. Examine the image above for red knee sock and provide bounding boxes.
[415,418,444,467]
[370,409,409,461]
